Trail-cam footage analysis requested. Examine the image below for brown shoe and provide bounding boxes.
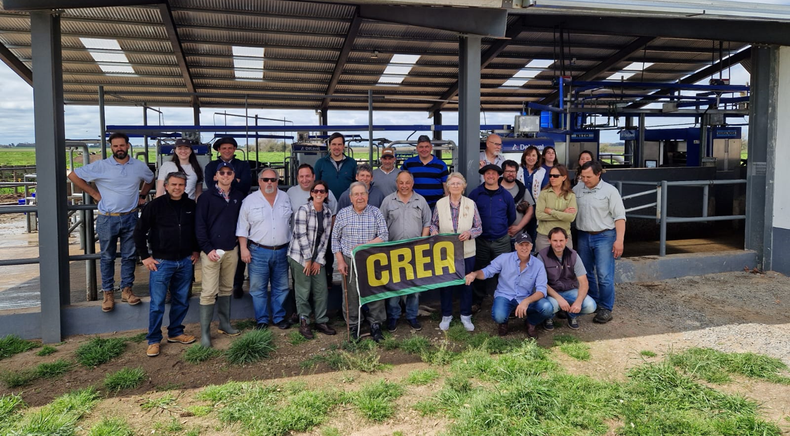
[102,291,115,312]
[526,323,538,339]
[315,323,337,336]
[146,343,160,357]
[121,287,141,305]
[167,334,196,344]
[498,322,508,337]
[299,318,314,340]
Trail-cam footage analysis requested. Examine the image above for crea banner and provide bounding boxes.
[351,234,465,305]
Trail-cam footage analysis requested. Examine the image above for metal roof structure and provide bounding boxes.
[0,0,785,114]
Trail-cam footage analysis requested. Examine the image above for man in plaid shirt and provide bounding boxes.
[332,182,389,342]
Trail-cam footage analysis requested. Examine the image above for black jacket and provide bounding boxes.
[204,158,252,196]
[195,185,245,253]
[134,194,198,260]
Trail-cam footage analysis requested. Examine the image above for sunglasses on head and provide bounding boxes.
[311,189,327,194]
[549,174,562,178]
[260,177,278,182]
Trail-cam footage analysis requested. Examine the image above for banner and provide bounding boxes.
[351,234,465,305]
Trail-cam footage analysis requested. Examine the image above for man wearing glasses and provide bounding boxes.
[372,147,400,197]
[236,168,293,330]
[479,134,505,184]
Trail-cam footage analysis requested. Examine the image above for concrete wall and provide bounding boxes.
[769,47,790,275]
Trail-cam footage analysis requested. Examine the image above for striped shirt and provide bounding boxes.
[401,155,448,207]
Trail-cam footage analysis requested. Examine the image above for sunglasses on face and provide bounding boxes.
[218,171,234,176]
[311,189,327,194]
[260,177,277,183]
[549,174,562,178]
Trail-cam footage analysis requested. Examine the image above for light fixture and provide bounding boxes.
[372,50,379,59]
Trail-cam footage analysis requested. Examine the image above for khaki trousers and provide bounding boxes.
[200,246,239,305]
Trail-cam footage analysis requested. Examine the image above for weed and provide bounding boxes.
[36,359,72,378]
[640,350,657,358]
[341,349,385,373]
[75,337,127,367]
[104,367,146,392]
[352,380,404,422]
[0,393,25,431]
[288,331,309,345]
[36,345,57,356]
[399,336,430,354]
[421,341,458,366]
[0,334,38,359]
[88,417,134,436]
[405,368,440,385]
[321,427,341,436]
[154,417,184,433]
[393,431,404,436]
[467,333,519,354]
[234,319,257,331]
[13,387,100,435]
[183,344,221,364]
[445,323,472,343]
[226,329,276,365]
[186,405,213,417]
[141,393,176,411]
[124,333,148,344]
[0,369,37,388]
[379,336,400,350]
[185,428,200,436]
[156,382,184,391]
[340,338,377,352]
[669,347,790,384]
[553,334,591,360]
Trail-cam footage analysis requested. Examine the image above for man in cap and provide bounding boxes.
[400,135,448,209]
[68,132,154,313]
[465,232,553,338]
[468,164,516,312]
[204,136,252,298]
[372,147,400,197]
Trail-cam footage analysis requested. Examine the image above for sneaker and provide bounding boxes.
[101,290,115,313]
[543,318,555,331]
[167,334,196,344]
[407,318,422,331]
[439,316,453,331]
[146,343,160,357]
[460,315,475,332]
[370,323,384,343]
[276,319,292,330]
[386,317,398,333]
[593,308,613,324]
[568,317,580,330]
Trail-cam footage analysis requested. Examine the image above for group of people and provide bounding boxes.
[68,131,625,357]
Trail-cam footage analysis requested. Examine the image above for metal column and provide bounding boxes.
[636,113,646,168]
[433,112,442,141]
[99,85,106,157]
[457,35,482,194]
[745,46,775,269]
[31,10,69,343]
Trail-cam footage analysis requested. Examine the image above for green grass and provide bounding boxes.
[226,328,276,365]
[154,417,184,433]
[88,417,134,436]
[183,344,222,364]
[141,393,177,411]
[104,367,146,392]
[0,369,38,388]
[36,345,58,356]
[75,337,127,367]
[553,334,591,361]
[0,394,26,434]
[0,334,38,359]
[36,359,73,378]
[123,333,148,344]
[640,350,658,358]
[668,347,790,384]
[1,359,73,388]
[11,387,100,436]
[351,380,404,422]
[405,368,441,386]
[233,319,257,331]
[288,330,310,345]
[186,405,213,417]
[399,336,431,355]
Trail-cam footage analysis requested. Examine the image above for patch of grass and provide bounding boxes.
[154,417,184,433]
[321,427,341,436]
[75,337,127,367]
[640,350,657,358]
[445,323,472,343]
[36,345,58,356]
[226,329,276,365]
[421,341,458,366]
[467,333,520,354]
[104,367,146,392]
[141,393,176,411]
[0,334,38,359]
[183,344,221,364]
[187,405,213,417]
[36,358,73,378]
[399,336,430,354]
[669,347,790,384]
[553,334,591,361]
[351,380,404,422]
[405,368,440,386]
[13,387,100,436]
[88,417,134,436]
[288,330,310,345]
[233,319,257,331]
[0,369,37,388]
[124,333,148,344]
[339,349,385,373]
[155,382,184,392]
[379,336,400,350]
[0,393,25,432]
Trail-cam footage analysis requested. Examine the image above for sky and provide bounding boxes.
[0,59,750,147]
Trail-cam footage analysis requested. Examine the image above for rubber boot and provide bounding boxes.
[217,296,240,336]
[200,304,214,348]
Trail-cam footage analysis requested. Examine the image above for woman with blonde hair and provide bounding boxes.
[535,164,577,252]
[430,172,482,332]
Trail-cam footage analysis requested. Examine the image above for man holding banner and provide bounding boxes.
[332,182,389,342]
[379,171,431,332]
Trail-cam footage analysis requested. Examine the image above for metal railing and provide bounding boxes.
[615,179,747,256]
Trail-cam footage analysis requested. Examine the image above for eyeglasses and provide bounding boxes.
[218,171,234,175]
[381,155,394,159]
[549,174,562,178]
[260,177,278,183]
[311,189,327,194]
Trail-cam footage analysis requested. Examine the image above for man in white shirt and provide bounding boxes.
[236,168,293,330]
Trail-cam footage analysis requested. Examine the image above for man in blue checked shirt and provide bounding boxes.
[465,232,553,339]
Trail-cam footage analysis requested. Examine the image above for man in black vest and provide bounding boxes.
[536,227,597,330]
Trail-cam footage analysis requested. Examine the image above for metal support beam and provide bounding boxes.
[433,112,442,141]
[458,35,482,193]
[429,19,525,116]
[5,0,162,9]
[157,2,198,108]
[0,40,32,86]
[193,103,200,126]
[359,5,506,37]
[539,36,655,106]
[321,13,361,111]
[31,10,69,343]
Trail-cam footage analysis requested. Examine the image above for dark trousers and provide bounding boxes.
[472,234,512,305]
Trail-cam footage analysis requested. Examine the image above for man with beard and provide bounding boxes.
[68,132,154,313]
[237,168,293,330]
[500,159,534,237]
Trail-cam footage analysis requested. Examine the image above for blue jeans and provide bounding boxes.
[546,289,597,318]
[386,294,419,321]
[96,213,138,291]
[577,229,616,311]
[147,256,193,344]
[248,245,289,325]
[491,295,553,326]
[440,257,475,317]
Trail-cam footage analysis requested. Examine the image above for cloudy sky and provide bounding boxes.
[0,59,750,147]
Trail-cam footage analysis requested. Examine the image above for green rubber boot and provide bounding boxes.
[200,304,214,348]
[217,296,240,336]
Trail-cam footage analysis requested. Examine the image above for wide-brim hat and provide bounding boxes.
[479,164,503,175]
[213,136,238,151]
